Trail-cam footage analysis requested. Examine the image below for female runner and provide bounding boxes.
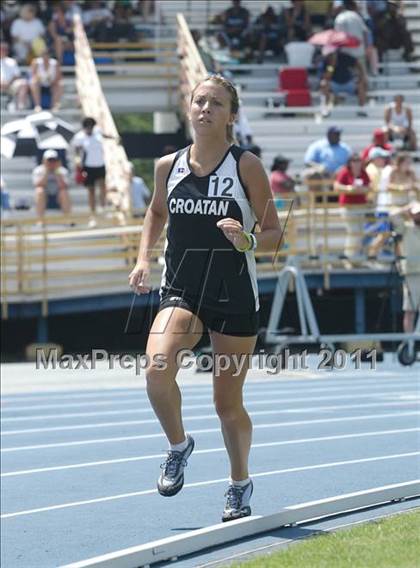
[129,74,283,521]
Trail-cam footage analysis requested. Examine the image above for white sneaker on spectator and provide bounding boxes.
[88,217,97,228]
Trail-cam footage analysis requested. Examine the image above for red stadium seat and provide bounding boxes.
[279,68,311,107]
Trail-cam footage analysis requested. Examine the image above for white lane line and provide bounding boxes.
[2,401,419,435]
[2,382,418,408]
[2,369,416,402]
[2,391,418,422]
[2,428,418,478]
[1,411,418,453]
[2,452,419,519]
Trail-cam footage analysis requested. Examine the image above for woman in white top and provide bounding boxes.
[30,48,62,112]
[384,94,417,151]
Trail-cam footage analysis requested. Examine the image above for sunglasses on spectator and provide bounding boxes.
[350,158,361,162]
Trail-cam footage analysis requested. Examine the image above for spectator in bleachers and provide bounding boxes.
[384,94,417,151]
[108,2,137,41]
[72,117,107,227]
[319,46,367,117]
[377,153,418,209]
[82,0,114,41]
[251,6,285,63]
[129,162,151,215]
[304,126,352,177]
[284,27,315,67]
[30,47,62,111]
[270,154,296,197]
[284,0,312,42]
[365,146,390,192]
[304,0,333,28]
[33,149,71,224]
[1,175,11,220]
[215,0,251,52]
[334,152,371,261]
[374,0,414,62]
[1,40,29,110]
[333,0,368,87]
[10,4,45,64]
[47,4,74,64]
[361,127,394,164]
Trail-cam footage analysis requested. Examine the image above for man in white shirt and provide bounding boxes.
[72,116,107,226]
[0,41,28,109]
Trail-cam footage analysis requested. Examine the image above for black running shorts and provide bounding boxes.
[83,165,106,187]
[159,294,259,337]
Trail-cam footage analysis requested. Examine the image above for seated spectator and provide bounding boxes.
[334,0,368,88]
[33,149,71,223]
[1,175,11,220]
[30,48,62,111]
[10,4,45,64]
[216,0,251,52]
[319,47,366,116]
[304,126,352,177]
[284,0,312,42]
[377,153,418,210]
[82,0,114,41]
[361,128,394,164]
[334,152,371,261]
[129,162,151,214]
[47,4,74,64]
[270,155,296,208]
[375,0,414,61]
[107,2,137,42]
[252,6,285,63]
[0,40,29,110]
[384,94,417,151]
[365,146,390,192]
[304,0,333,28]
[284,28,315,67]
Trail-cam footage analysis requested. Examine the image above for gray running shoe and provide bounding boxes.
[157,434,195,497]
[222,479,253,522]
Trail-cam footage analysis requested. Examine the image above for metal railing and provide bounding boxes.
[1,181,418,317]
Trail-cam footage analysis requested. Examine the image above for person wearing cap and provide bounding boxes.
[32,149,71,223]
[365,146,390,192]
[361,128,394,164]
[320,46,367,117]
[389,201,420,333]
[304,126,352,177]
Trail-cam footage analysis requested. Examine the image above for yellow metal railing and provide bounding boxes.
[2,182,418,317]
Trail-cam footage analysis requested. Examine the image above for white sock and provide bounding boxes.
[170,437,188,452]
[230,477,250,487]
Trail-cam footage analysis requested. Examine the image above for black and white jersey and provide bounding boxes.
[160,145,259,314]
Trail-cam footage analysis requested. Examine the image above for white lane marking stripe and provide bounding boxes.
[1,411,418,452]
[2,401,419,435]
[2,428,418,478]
[2,391,418,422]
[2,386,419,412]
[2,452,419,519]
[2,379,418,404]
